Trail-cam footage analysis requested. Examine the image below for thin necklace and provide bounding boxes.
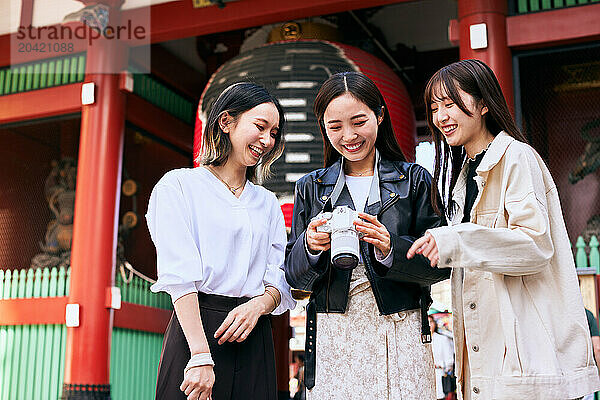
[206,166,246,194]
[347,168,374,177]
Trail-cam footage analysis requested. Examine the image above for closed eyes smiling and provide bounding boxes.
[329,121,367,130]
[431,102,454,113]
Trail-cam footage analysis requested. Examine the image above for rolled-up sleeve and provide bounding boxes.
[263,199,296,315]
[146,180,204,303]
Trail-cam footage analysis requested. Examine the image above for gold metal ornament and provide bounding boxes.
[122,179,138,197]
[122,211,138,228]
[281,22,302,40]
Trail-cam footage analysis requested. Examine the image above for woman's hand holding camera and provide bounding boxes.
[354,212,391,258]
[306,218,331,254]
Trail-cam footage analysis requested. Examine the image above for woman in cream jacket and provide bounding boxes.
[408,59,600,399]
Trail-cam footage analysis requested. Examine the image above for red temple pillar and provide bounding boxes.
[457,0,514,112]
[63,4,127,398]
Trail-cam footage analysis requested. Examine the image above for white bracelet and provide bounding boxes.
[184,352,214,374]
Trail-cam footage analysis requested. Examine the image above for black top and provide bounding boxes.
[586,308,599,337]
[462,151,487,223]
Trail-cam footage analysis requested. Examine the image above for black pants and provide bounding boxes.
[156,292,277,400]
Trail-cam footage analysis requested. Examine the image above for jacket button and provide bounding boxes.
[321,196,327,201]
[389,192,396,198]
[470,302,476,310]
[472,345,479,352]
[473,387,480,394]
[445,257,452,264]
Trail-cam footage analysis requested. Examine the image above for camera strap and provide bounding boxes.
[420,291,432,343]
[304,300,317,389]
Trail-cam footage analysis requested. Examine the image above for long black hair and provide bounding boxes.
[200,82,285,182]
[313,71,406,167]
[423,59,527,217]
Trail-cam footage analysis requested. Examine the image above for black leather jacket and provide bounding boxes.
[285,156,449,314]
[285,158,450,389]
[285,156,450,389]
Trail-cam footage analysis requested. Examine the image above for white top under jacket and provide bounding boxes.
[306,151,394,266]
[146,167,296,315]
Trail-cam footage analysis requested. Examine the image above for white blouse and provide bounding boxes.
[146,167,296,315]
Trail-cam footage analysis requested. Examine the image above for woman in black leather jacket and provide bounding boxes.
[285,72,449,399]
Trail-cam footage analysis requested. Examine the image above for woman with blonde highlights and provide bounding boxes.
[147,82,295,400]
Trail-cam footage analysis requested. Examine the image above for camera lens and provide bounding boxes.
[332,253,359,270]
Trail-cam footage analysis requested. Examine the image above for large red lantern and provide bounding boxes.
[194,40,416,195]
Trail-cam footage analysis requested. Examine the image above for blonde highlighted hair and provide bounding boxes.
[198,82,285,183]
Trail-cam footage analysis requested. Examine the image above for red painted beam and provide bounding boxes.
[0,296,68,325]
[126,93,194,153]
[507,3,600,49]
[113,302,171,334]
[0,86,192,154]
[0,0,406,67]
[0,83,81,125]
[123,0,408,44]
[0,297,170,334]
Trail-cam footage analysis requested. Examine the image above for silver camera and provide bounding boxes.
[314,206,361,270]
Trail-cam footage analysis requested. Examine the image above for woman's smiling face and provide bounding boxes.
[323,93,381,164]
[223,102,280,168]
[430,83,487,149]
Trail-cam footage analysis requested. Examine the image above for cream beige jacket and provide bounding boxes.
[429,132,600,399]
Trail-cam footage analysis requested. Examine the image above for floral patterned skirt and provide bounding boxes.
[307,280,436,400]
